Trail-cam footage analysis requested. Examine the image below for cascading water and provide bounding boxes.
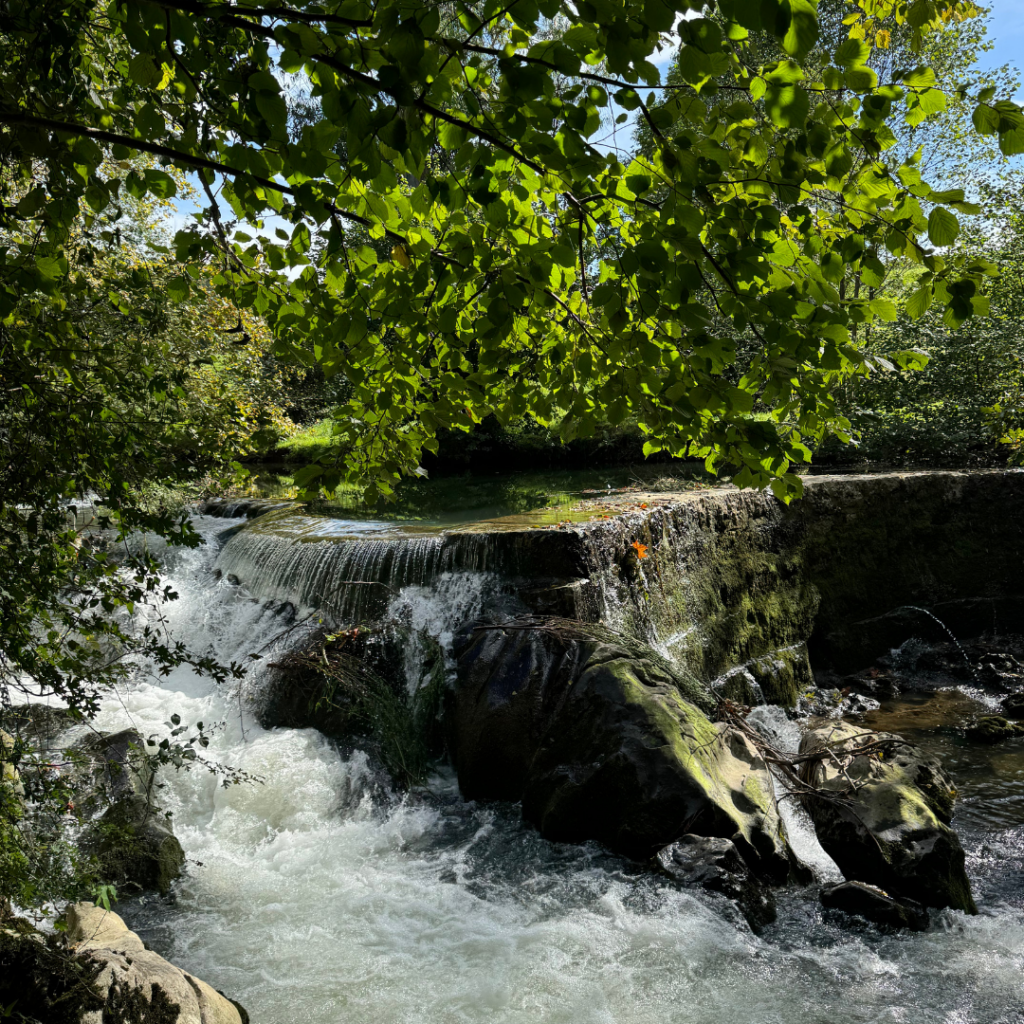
[74,512,1024,1023]
[745,706,843,885]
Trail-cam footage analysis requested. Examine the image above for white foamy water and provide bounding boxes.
[746,706,843,885]
[78,516,1024,1024]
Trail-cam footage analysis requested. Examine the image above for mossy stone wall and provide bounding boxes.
[603,470,1024,684]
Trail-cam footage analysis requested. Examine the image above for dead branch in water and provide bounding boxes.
[719,701,909,801]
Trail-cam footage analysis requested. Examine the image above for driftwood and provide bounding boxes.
[718,701,909,807]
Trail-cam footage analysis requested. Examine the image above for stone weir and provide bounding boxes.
[204,469,1024,698]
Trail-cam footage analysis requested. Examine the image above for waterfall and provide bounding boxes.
[745,706,843,884]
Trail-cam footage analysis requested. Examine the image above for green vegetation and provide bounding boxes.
[275,419,341,463]
[5,0,1022,501]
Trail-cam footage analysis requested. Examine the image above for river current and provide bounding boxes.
[80,515,1024,1023]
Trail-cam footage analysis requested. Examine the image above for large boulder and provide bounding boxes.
[451,620,790,878]
[799,721,975,913]
[68,903,249,1024]
[0,703,76,749]
[0,902,248,1024]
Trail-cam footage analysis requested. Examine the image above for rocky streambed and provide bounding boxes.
[5,469,1024,1021]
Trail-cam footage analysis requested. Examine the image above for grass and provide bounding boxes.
[275,418,337,461]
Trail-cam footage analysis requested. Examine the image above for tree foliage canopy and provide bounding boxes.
[2,0,1023,505]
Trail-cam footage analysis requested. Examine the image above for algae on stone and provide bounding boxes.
[799,721,975,913]
[450,620,790,876]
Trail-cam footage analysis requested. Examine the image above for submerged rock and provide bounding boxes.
[451,620,790,877]
[1000,692,1024,719]
[799,722,975,913]
[965,715,1024,744]
[657,834,777,933]
[820,881,929,932]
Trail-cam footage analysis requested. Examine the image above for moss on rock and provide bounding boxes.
[450,620,790,876]
[799,722,975,913]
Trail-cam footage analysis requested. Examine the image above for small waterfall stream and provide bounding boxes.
[78,512,1024,1023]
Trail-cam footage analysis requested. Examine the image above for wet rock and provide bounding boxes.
[799,721,975,914]
[965,715,1024,744]
[89,794,186,896]
[794,688,879,719]
[0,704,76,748]
[657,835,777,933]
[999,693,1024,719]
[746,643,813,707]
[75,730,153,810]
[64,902,249,1023]
[451,621,790,878]
[712,666,764,706]
[711,644,814,708]
[975,651,1024,691]
[820,881,929,932]
[845,693,881,715]
[73,730,185,895]
[200,496,300,520]
[842,672,899,699]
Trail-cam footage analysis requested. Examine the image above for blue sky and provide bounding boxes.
[983,0,1024,95]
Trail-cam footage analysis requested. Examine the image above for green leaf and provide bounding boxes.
[833,38,869,68]
[765,83,809,128]
[906,285,932,319]
[128,54,161,89]
[626,174,652,195]
[894,348,930,370]
[166,276,190,302]
[782,0,819,59]
[927,207,960,247]
[869,297,898,321]
[1000,126,1024,157]
[143,170,177,199]
[916,89,946,115]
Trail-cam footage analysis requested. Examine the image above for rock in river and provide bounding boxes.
[966,715,1024,743]
[450,619,791,878]
[820,880,929,932]
[799,721,975,913]
[0,903,249,1023]
[73,729,185,895]
[657,834,777,933]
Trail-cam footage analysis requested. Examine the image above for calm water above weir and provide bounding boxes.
[85,512,1024,1024]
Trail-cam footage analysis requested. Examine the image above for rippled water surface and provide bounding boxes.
[85,517,1024,1024]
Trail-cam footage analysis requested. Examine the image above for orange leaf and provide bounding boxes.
[630,540,648,559]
